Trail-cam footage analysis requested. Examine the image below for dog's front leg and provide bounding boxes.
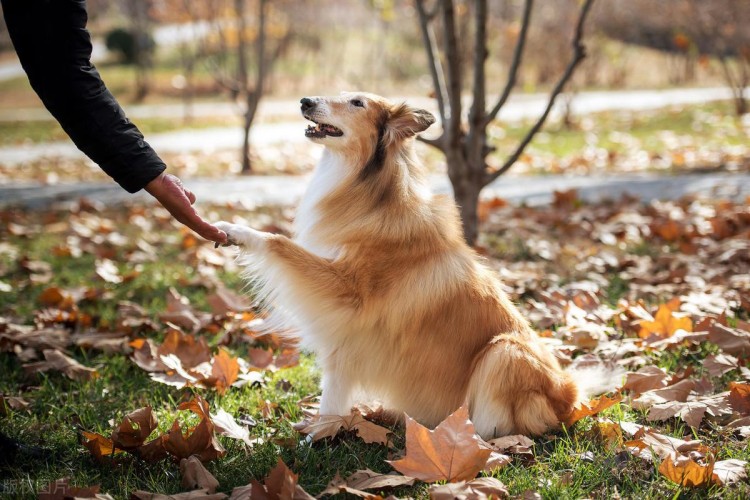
[319,369,355,415]
[214,221,269,252]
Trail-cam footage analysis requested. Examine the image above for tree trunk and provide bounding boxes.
[447,150,482,245]
[241,109,252,174]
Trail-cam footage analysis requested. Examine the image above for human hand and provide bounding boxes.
[145,173,228,244]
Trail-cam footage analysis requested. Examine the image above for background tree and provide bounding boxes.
[202,0,290,174]
[119,0,156,102]
[415,0,596,244]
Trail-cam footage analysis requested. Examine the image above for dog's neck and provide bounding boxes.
[293,149,350,259]
[293,145,432,259]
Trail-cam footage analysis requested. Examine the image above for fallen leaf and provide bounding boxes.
[180,455,219,494]
[703,353,740,377]
[82,431,122,461]
[729,382,750,416]
[631,379,696,410]
[658,455,714,487]
[485,434,534,455]
[638,300,692,340]
[387,406,491,482]
[38,478,108,499]
[708,324,750,356]
[712,459,749,485]
[132,489,227,499]
[210,408,254,447]
[428,477,509,499]
[623,366,669,397]
[564,393,622,427]
[229,458,314,500]
[293,409,392,446]
[23,349,98,381]
[111,406,158,449]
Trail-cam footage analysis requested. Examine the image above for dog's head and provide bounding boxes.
[300,92,435,172]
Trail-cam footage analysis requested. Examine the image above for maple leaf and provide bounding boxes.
[638,299,692,339]
[132,489,227,499]
[180,456,220,494]
[82,431,123,462]
[659,455,714,487]
[111,406,158,449]
[709,324,750,356]
[564,393,622,427]
[728,382,750,416]
[631,379,696,410]
[293,409,392,446]
[38,478,107,500]
[23,349,98,381]
[387,406,491,483]
[163,396,226,462]
[428,477,509,499]
[623,366,669,397]
[206,349,240,394]
[210,408,254,447]
[485,434,534,455]
[712,459,749,485]
[703,353,739,377]
[228,458,314,500]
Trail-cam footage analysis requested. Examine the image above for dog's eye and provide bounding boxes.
[351,99,365,108]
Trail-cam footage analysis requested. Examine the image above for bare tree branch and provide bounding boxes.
[468,0,487,133]
[484,0,595,186]
[415,0,447,126]
[441,0,463,147]
[416,135,444,151]
[484,0,533,127]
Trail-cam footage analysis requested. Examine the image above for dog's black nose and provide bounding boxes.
[300,97,316,113]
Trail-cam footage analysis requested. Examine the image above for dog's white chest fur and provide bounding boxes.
[293,150,347,259]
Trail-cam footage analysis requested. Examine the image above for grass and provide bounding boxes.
[1,202,749,499]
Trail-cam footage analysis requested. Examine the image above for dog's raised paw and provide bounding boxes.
[214,221,243,247]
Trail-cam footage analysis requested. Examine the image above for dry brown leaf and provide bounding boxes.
[703,353,740,377]
[111,406,158,449]
[387,406,491,483]
[592,419,623,448]
[638,300,692,340]
[631,379,696,410]
[623,366,669,397]
[428,477,509,499]
[729,382,750,416]
[0,395,31,415]
[132,489,227,500]
[659,455,714,487]
[95,259,123,284]
[206,286,252,315]
[229,458,314,500]
[293,409,392,446]
[82,431,122,461]
[180,455,220,494]
[38,478,107,499]
[343,468,416,490]
[210,408,253,447]
[72,330,130,353]
[712,459,749,485]
[23,349,98,381]
[485,434,534,455]
[708,324,750,356]
[647,401,707,428]
[623,426,708,462]
[564,393,622,427]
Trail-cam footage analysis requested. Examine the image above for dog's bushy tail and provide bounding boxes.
[566,364,625,402]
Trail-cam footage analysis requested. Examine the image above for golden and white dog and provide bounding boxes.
[215,92,616,438]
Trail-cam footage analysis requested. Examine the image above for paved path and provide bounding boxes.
[0,87,746,166]
[2,172,747,210]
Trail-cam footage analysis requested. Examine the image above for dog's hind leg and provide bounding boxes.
[467,334,578,439]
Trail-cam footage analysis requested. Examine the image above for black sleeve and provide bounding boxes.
[1,0,166,193]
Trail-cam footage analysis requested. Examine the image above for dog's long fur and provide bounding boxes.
[216,92,616,438]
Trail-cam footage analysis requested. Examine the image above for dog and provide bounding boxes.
[215,92,618,438]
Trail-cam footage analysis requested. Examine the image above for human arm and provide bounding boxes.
[1,0,226,243]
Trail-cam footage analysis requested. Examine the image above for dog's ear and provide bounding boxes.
[384,103,435,143]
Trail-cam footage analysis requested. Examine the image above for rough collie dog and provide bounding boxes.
[215,92,615,438]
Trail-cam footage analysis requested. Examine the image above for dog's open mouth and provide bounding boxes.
[305,119,344,138]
